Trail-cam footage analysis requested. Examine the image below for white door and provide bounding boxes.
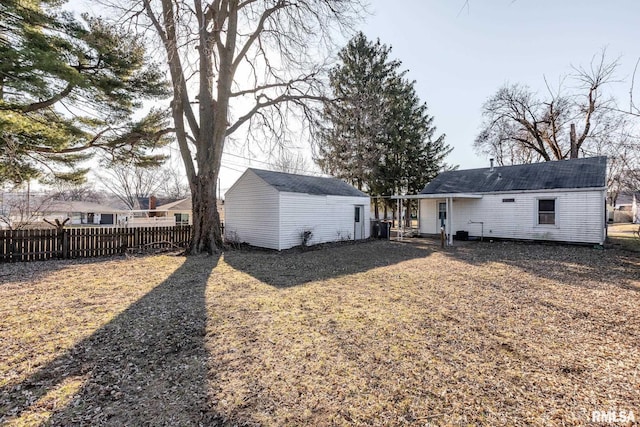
[354,205,364,240]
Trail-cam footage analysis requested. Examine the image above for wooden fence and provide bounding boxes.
[0,226,192,263]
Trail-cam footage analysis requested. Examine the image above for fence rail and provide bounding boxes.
[0,226,192,263]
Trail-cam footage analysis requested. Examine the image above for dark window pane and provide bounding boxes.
[539,199,555,212]
[539,213,555,224]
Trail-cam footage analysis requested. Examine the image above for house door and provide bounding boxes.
[354,205,364,240]
[437,202,446,229]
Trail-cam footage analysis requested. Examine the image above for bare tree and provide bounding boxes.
[271,148,310,174]
[475,52,619,165]
[49,183,106,204]
[158,157,191,200]
[98,162,167,209]
[0,189,54,230]
[107,0,364,253]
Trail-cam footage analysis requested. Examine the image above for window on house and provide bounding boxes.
[538,199,555,225]
[174,213,189,226]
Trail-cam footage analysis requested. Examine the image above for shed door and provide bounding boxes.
[354,205,364,240]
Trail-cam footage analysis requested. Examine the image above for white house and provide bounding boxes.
[155,197,225,226]
[225,168,370,250]
[42,201,128,226]
[156,198,193,226]
[403,157,607,245]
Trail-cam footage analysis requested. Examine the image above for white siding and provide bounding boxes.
[278,193,370,250]
[224,170,280,250]
[419,199,439,234]
[419,189,606,244]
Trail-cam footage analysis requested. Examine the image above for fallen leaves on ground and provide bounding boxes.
[0,239,638,426]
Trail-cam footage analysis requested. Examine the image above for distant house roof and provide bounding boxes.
[46,201,127,213]
[421,157,607,195]
[250,168,367,197]
[613,191,640,206]
[156,198,192,211]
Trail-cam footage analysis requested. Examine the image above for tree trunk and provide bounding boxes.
[188,170,222,254]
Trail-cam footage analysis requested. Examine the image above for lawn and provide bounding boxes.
[0,239,639,426]
[608,223,640,252]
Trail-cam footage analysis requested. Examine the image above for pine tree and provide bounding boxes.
[315,32,452,216]
[316,33,398,191]
[0,0,169,186]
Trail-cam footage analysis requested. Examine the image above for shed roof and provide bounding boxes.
[421,156,607,195]
[249,168,367,197]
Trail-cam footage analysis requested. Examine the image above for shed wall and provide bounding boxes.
[419,190,606,244]
[224,170,281,249]
[278,193,370,250]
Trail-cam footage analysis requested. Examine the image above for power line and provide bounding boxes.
[165,143,325,176]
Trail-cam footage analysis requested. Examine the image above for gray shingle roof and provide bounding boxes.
[250,168,367,197]
[421,156,607,194]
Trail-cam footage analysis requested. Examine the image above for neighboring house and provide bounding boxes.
[609,191,640,223]
[42,201,129,226]
[403,156,607,245]
[155,197,224,227]
[225,168,370,250]
[156,198,193,226]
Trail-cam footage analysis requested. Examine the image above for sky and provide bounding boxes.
[67,0,640,195]
[359,0,640,169]
[218,0,640,193]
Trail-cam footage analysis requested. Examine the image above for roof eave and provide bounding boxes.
[392,193,483,199]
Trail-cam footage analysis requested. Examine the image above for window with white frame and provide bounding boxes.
[174,213,189,226]
[538,199,556,225]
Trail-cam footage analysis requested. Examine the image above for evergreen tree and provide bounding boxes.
[315,33,452,215]
[0,0,169,186]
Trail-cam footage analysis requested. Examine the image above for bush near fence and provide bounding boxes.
[0,226,192,262]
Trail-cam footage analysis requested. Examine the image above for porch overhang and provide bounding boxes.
[390,193,483,200]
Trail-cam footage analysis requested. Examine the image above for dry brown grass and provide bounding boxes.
[608,223,640,252]
[1,239,639,426]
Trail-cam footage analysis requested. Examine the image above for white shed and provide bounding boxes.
[405,157,608,245]
[224,168,370,250]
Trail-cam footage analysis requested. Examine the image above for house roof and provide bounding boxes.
[46,201,128,213]
[613,191,640,206]
[421,156,607,195]
[249,168,367,197]
[156,198,192,211]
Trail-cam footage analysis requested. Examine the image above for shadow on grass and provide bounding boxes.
[223,239,436,288]
[0,256,136,286]
[442,239,640,292]
[0,255,224,426]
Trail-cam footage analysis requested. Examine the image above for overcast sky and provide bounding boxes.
[69,0,640,194]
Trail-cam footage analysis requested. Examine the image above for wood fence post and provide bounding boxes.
[62,229,70,259]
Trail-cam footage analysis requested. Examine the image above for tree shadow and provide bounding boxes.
[0,255,224,426]
[441,240,640,292]
[223,239,436,288]
[0,256,139,286]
